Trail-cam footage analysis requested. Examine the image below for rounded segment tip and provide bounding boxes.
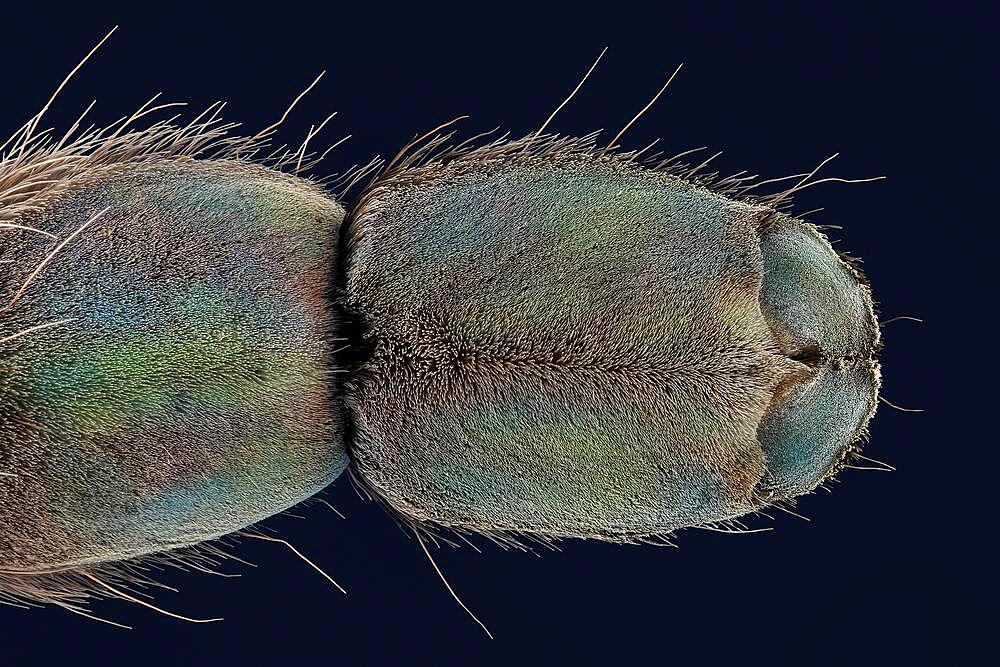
[758,362,880,497]
[756,214,881,498]
[758,215,879,358]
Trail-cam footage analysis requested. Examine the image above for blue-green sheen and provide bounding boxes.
[0,160,347,571]
[344,152,880,540]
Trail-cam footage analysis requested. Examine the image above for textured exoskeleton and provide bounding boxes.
[0,159,348,584]
[343,138,880,541]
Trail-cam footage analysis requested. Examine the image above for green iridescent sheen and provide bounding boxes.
[0,159,347,571]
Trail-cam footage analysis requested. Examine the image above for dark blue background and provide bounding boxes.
[1,3,988,663]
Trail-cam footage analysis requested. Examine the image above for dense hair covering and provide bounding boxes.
[0,159,347,587]
[343,142,880,542]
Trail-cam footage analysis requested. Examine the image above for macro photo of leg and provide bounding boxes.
[0,5,973,664]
